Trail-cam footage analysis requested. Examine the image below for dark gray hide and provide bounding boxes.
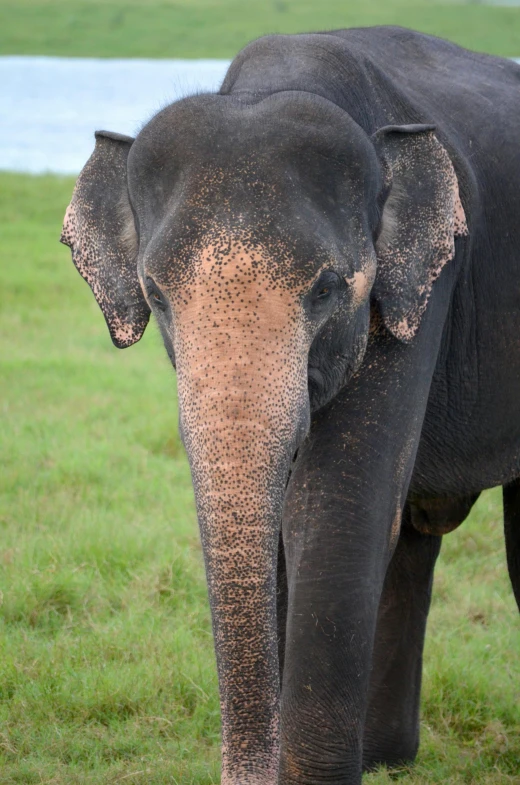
[60,131,150,348]
[373,125,467,342]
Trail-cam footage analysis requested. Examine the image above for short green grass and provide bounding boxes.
[0,173,221,783]
[1,0,520,58]
[2,0,520,780]
[1,170,519,783]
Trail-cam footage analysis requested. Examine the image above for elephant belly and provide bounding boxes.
[411,295,520,497]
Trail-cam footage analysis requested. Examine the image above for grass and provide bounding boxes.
[0,0,520,58]
[1,170,519,784]
[1,0,520,780]
[0,173,221,783]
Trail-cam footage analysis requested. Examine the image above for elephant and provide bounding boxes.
[61,25,520,785]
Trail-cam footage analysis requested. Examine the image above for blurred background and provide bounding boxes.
[1,2,519,783]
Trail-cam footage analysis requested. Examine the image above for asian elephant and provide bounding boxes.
[61,26,520,785]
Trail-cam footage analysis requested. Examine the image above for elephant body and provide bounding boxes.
[62,27,520,785]
[222,27,520,497]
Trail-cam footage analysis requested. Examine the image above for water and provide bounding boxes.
[1,55,518,175]
[0,57,231,174]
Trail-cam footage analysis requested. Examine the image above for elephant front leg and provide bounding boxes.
[363,505,442,770]
[277,330,450,781]
[277,410,427,781]
[279,462,397,785]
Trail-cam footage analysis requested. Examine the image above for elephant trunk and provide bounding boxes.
[173,241,310,782]
[192,445,285,782]
[178,380,308,784]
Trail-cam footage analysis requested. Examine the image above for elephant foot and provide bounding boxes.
[362,734,419,772]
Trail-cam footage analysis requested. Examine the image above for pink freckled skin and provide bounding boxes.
[389,506,402,550]
[112,320,137,344]
[60,204,73,243]
[453,178,468,237]
[345,267,376,308]
[172,238,310,785]
[395,318,415,342]
[374,128,468,343]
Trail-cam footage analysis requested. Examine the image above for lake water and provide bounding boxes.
[1,55,518,175]
[0,57,230,174]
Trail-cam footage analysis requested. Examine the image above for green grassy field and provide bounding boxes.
[1,0,520,58]
[1,176,520,785]
[1,1,520,782]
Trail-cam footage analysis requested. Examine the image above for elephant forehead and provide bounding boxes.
[172,242,309,436]
[172,240,307,338]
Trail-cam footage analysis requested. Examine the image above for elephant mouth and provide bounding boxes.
[307,365,325,402]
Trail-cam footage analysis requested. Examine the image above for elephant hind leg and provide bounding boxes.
[503,479,520,612]
[362,505,442,771]
[363,492,482,771]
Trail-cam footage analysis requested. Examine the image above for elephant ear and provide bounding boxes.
[372,124,468,342]
[60,130,150,348]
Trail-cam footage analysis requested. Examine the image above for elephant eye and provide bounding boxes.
[316,285,331,300]
[146,277,167,311]
[308,271,341,312]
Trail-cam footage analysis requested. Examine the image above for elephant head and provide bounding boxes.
[61,91,466,784]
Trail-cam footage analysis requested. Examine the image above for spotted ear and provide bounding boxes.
[60,130,150,348]
[372,125,467,342]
